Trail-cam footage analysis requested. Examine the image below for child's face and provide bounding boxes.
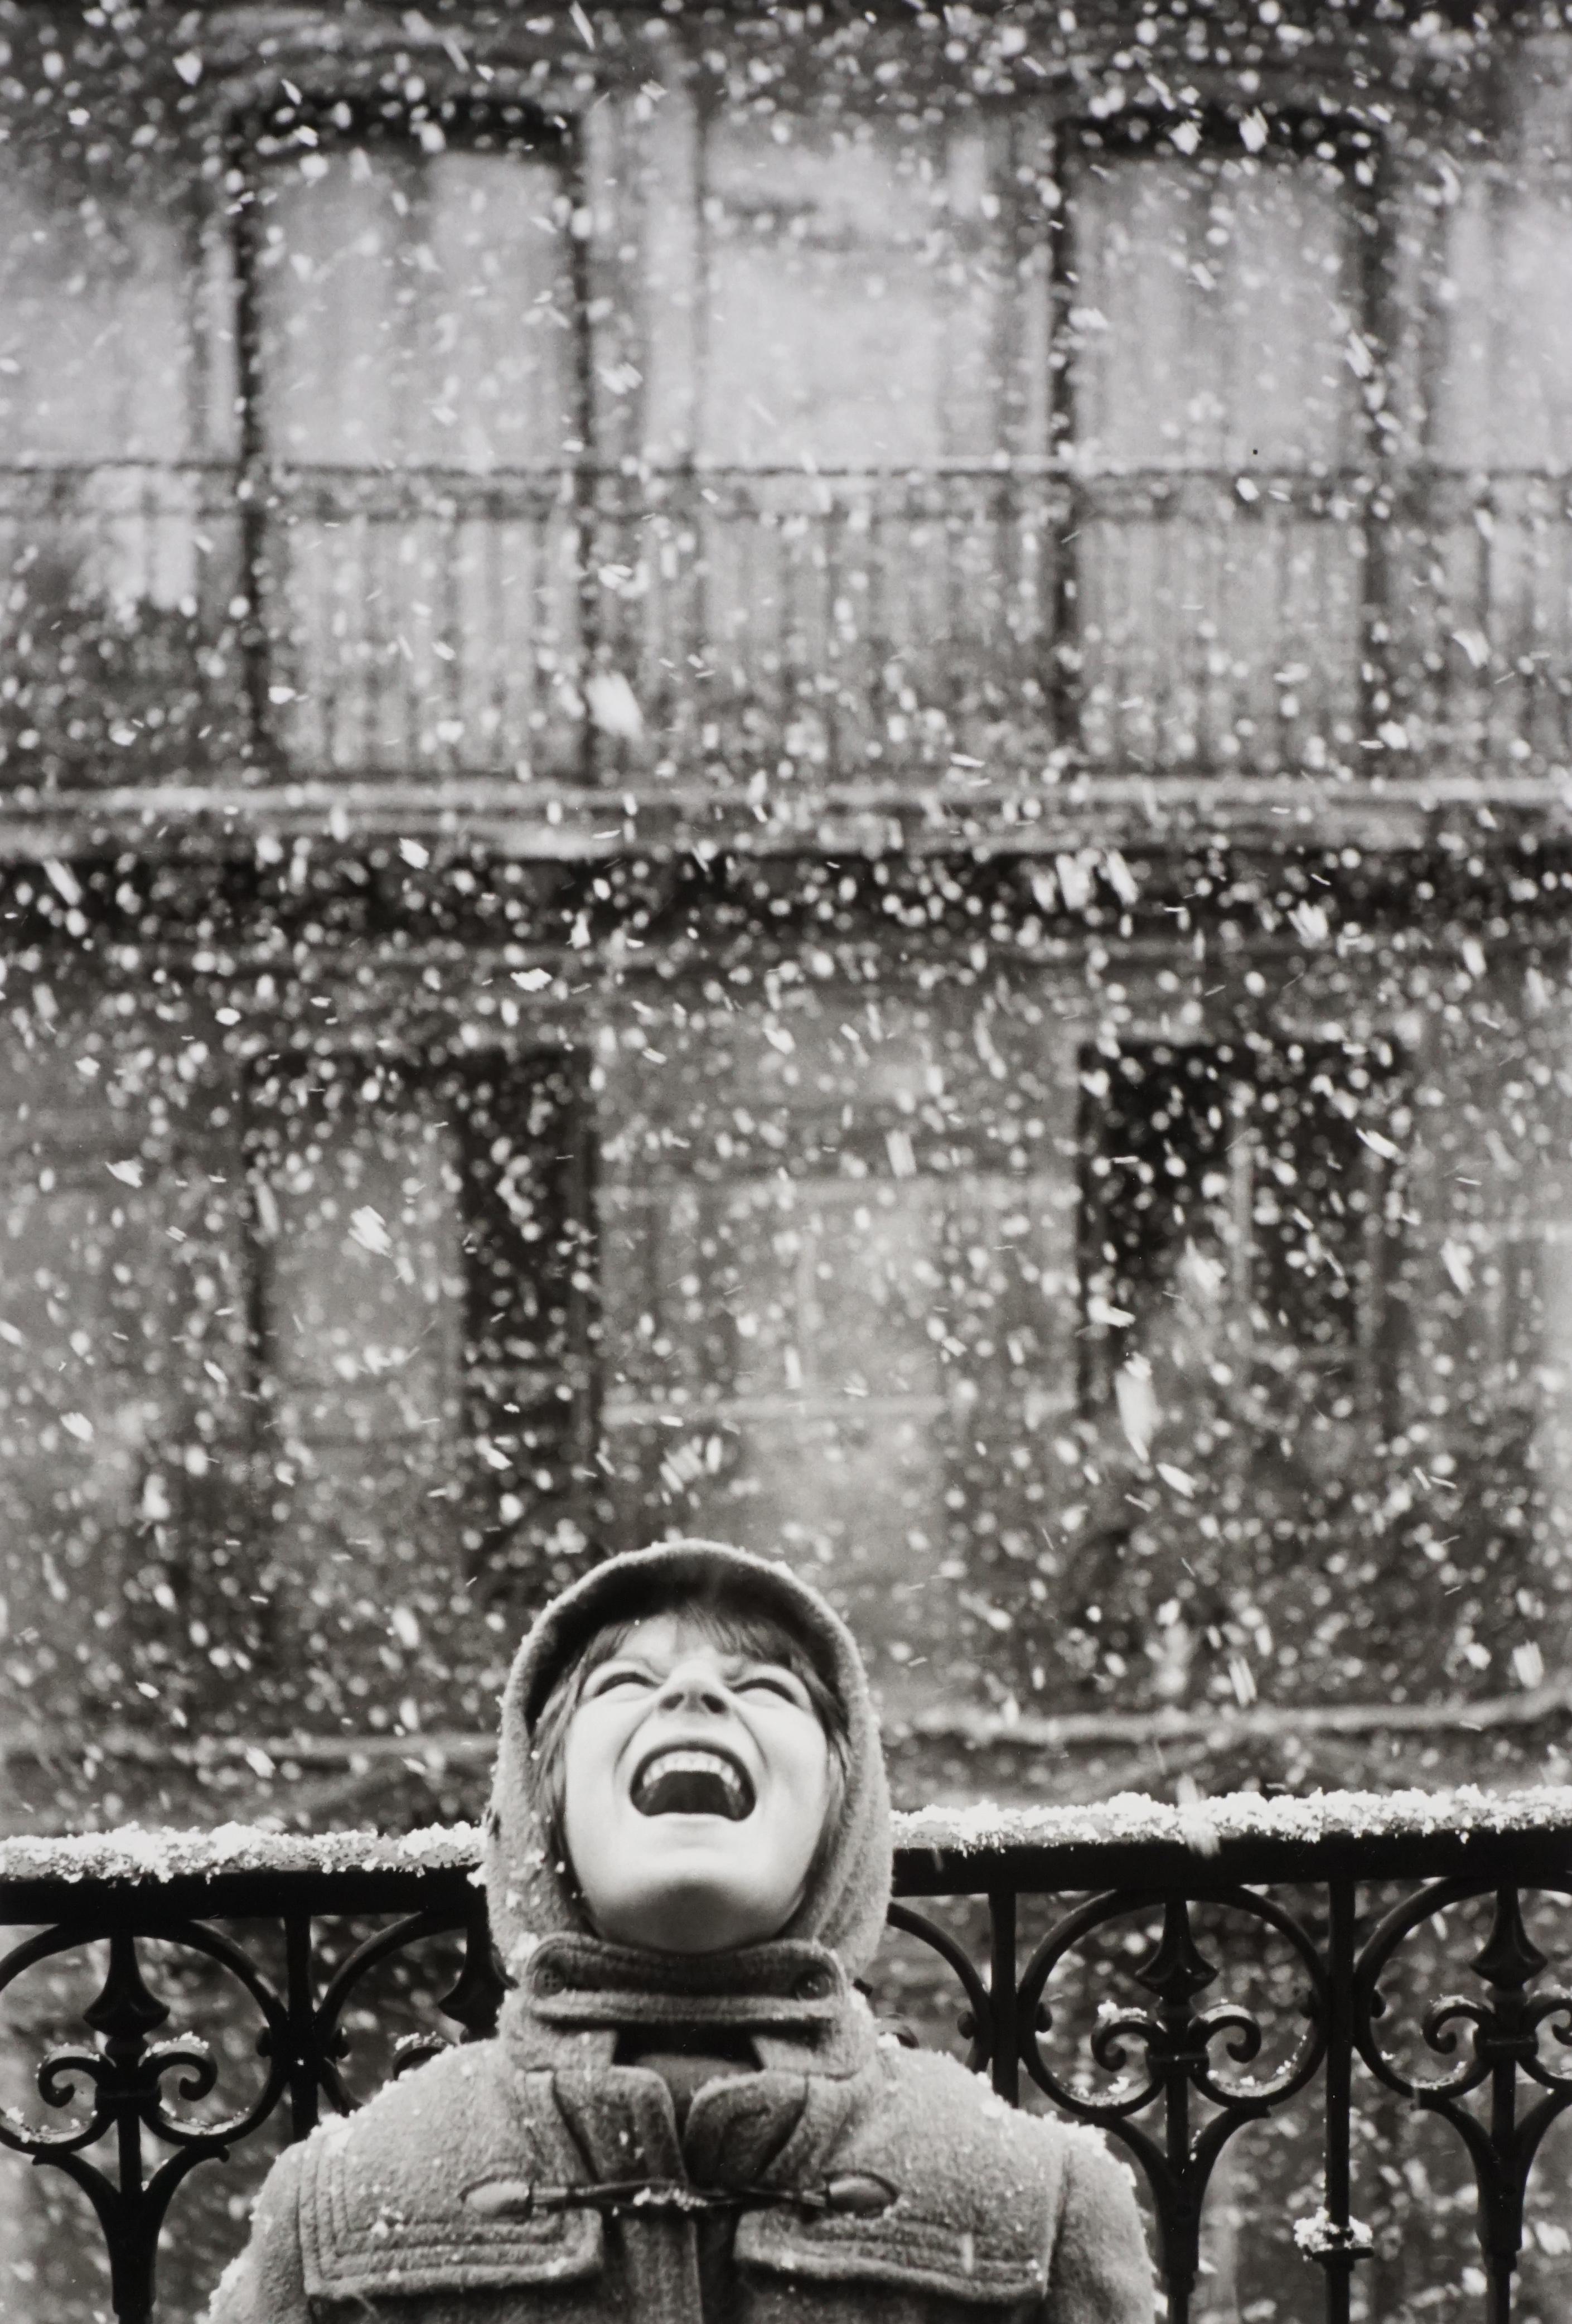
[560,1612,833,1955]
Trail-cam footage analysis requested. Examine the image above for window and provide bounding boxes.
[247,99,579,471]
[1423,149,1572,755]
[240,94,585,773]
[1066,124,1359,475]
[1058,112,1373,767]
[1432,171,1572,474]
[1064,1035,1404,1706]
[243,1049,595,1636]
[1079,1036,1401,1459]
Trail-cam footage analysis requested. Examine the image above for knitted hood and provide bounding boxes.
[483,1539,893,1985]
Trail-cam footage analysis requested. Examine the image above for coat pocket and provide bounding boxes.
[736,2208,1048,2310]
[303,2184,605,2304]
[299,2114,607,2304]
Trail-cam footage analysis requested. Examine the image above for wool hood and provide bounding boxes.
[482,1539,894,1987]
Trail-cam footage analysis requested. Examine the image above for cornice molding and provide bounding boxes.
[0,772,1563,863]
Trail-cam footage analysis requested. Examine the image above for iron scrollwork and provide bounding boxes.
[0,1920,293,2324]
[1015,1886,1329,2324]
[1353,1877,1572,2321]
[0,1889,502,2324]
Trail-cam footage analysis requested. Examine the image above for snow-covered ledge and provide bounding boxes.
[4,1784,1572,1890]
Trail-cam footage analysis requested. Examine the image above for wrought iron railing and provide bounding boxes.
[2,1792,1571,2324]
[3,461,1572,789]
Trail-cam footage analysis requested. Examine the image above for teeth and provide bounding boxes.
[630,1745,756,1820]
[642,1748,745,1804]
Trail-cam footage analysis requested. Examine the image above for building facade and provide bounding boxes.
[0,0,1570,1833]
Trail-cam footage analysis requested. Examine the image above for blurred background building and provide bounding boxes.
[1,0,1571,1833]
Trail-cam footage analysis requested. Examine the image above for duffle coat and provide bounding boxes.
[205,1540,1155,2324]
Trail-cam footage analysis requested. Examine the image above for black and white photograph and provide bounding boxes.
[2,2,1572,2318]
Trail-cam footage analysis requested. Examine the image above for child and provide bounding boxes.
[208,1538,1154,2322]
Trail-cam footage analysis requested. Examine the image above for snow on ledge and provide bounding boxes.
[893,1783,1572,1857]
[0,1820,488,1888]
[3,1784,1572,1888]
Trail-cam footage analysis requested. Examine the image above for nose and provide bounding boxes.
[655,1659,729,1716]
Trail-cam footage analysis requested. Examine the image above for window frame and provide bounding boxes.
[1076,1031,1404,1443]
[227,88,595,774]
[1045,102,1394,750]
[238,1040,599,1603]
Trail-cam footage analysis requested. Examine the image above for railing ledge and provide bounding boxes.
[5,1784,1572,1919]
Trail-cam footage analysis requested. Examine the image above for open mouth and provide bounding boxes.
[631,1746,755,1821]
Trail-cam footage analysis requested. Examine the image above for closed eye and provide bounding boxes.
[582,1661,659,1700]
[736,1668,812,1708]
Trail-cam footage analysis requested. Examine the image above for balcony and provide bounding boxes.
[3,1790,1571,2323]
[1,462,1571,862]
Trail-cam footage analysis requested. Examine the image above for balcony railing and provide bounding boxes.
[2,463,1572,796]
[3,1790,1571,2324]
